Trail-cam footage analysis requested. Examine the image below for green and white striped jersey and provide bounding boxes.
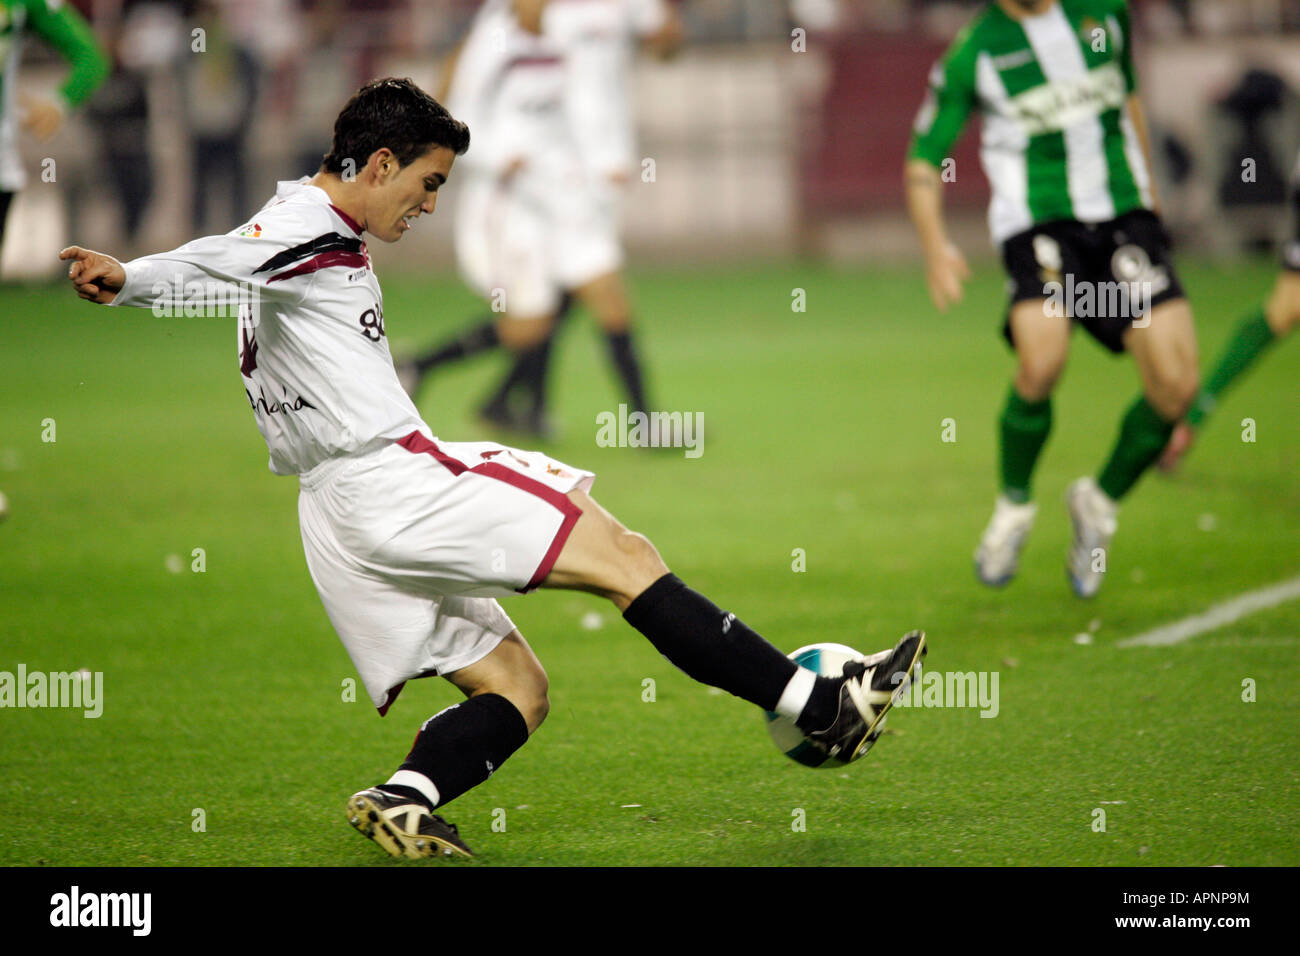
[909,0,1152,245]
[1,0,108,191]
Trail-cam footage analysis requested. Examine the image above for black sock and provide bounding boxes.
[482,343,548,416]
[522,334,555,420]
[605,328,649,413]
[622,573,841,728]
[507,295,572,419]
[383,693,529,810]
[414,319,499,374]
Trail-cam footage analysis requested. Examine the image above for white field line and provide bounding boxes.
[1116,574,1300,648]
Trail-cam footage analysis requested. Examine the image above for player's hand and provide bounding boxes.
[59,246,125,304]
[924,241,971,312]
[20,94,64,141]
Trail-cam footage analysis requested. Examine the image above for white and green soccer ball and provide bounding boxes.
[764,642,868,768]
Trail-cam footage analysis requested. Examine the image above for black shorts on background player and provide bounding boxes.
[1001,209,1185,354]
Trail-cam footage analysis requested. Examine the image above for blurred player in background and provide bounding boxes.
[906,0,1200,598]
[398,0,683,437]
[1159,151,1300,470]
[0,0,108,254]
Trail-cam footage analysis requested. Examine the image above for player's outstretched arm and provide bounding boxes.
[905,158,970,312]
[59,246,125,305]
[61,224,302,312]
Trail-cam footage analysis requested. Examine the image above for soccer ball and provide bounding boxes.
[765,642,871,768]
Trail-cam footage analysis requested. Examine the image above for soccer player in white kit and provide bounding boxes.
[400,0,681,436]
[61,77,925,861]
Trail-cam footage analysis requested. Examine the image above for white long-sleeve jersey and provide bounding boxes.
[544,0,669,180]
[109,179,425,476]
[447,0,571,185]
[446,0,668,216]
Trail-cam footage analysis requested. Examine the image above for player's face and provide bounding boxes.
[371,146,456,243]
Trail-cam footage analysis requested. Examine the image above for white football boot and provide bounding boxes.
[974,495,1038,587]
[346,789,473,860]
[1065,477,1118,599]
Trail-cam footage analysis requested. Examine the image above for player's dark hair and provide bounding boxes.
[321,77,470,175]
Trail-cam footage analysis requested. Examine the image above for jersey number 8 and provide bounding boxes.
[359,306,386,341]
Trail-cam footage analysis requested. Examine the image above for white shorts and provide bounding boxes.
[297,429,595,713]
[454,170,623,319]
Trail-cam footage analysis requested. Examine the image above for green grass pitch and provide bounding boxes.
[1,258,1297,866]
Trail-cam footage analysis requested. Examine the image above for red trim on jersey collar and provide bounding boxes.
[329,204,364,235]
